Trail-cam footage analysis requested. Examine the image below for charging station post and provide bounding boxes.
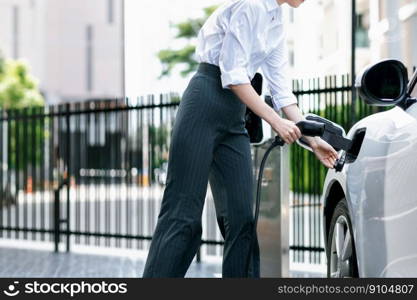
[253,135,290,278]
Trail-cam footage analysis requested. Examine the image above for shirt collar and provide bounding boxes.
[264,0,280,12]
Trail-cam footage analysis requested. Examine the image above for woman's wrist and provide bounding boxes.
[265,108,282,128]
[306,136,319,149]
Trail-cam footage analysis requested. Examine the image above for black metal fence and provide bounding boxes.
[290,74,383,265]
[0,74,385,265]
[0,94,222,261]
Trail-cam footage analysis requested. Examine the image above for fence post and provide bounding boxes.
[351,0,357,127]
[54,188,60,252]
[196,247,201,263]
[65,103,71,252]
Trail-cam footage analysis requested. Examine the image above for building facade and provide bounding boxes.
[0,0,125,104]
[285,0,417,79]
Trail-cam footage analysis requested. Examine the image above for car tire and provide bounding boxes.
[326,199,359,278]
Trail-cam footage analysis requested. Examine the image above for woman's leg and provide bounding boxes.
[209,132,260,278]
[142,76,217,278]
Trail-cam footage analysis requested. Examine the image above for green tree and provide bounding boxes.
[0,52,46,195]
[0,53,44,109]
[157,5,218,78]
[0,54,4,75]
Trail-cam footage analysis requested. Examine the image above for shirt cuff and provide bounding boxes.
[271,94,298,111]
[220,68,251,89]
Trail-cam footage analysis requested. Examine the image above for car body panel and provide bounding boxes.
[323,103,417,277]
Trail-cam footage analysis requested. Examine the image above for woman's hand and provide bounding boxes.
[311,138,339,169]
[278,104,338,168]
[270,117,302,144]
[229,84,302,145]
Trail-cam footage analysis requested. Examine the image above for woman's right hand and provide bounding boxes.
[270,117,302,144]
[227,84,302,144]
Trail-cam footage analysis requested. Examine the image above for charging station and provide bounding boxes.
[253,138,290,277]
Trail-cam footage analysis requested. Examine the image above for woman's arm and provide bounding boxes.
[281,104,318,148]
[282,104,339,168]
[229,83,302,144]
[230,84,338,168]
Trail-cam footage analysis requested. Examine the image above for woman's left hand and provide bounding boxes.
[311,138,339,169]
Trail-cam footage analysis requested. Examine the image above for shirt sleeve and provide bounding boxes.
[218,1,257,89]
[261,34,298,112]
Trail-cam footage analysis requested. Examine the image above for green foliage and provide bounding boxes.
[0,55,44,109]
[157,5,219,78]
[158,45,199,78]
[0,52,46,174]
[8,107,47,172]
[149,124,170,170]
[0,54,5,75]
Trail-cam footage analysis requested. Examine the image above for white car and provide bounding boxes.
[321,60,417,277]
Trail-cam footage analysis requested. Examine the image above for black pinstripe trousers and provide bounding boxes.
[142,63,260,278]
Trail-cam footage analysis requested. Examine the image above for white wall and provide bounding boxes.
[43,0,124,102]
[0,0,45,84]
[124,0,223,99]
[0,0,125,104]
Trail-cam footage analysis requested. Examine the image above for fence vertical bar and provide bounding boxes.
[66,103,71,252]
[351,0,357,126]
[101,101,105,245]
[6,109,12,239]
[54,188,60,252]
[15,108,21,240]
[105,101,111,247]
[31,106,38,241]
[0,109,3,237]
[22,107,29,240]
[88,102,93,247]
[49,105,55,244]
[40,106,46,241]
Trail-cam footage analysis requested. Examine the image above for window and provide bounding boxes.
[86,25,94,92]
[289,49,295,67]
[12,5,19,59]
[108,0,114,24]
[355,13,370,48]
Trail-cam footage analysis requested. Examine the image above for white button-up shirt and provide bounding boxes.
[196,0,297,111]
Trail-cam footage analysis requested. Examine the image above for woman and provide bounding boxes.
[143,0,338,278]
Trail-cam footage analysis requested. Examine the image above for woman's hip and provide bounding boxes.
[179,64,247,129]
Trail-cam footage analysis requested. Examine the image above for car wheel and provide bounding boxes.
[326,199,359,278]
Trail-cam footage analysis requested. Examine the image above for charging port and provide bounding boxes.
[346,128,366,163]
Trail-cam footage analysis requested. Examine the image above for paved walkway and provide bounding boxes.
[0,240,324,278]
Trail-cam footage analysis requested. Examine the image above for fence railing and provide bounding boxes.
[290,74,384,265]
[0,94,229,261]
[0,74,388,265]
